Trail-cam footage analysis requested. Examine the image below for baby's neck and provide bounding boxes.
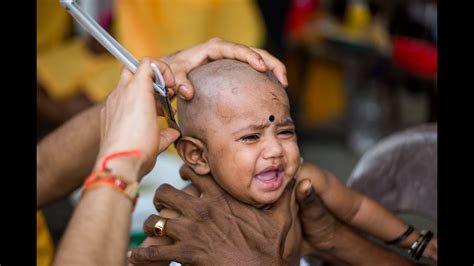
[253,186,299,213]
[255,203,273,210]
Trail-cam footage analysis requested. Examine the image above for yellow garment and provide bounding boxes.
[83,57,124,102]
[37,38,96,101]
[300,60,345,127]
[37,0,71,53]
[37,211,54,266]
[114,0,265,58]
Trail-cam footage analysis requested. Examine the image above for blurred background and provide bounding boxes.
[37,0,437,265]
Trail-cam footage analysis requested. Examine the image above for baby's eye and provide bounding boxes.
[278,129,295,138]
[240,134,260,143]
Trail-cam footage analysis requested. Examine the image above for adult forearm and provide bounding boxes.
[53,186,132,266]
[320,225,414,266]
[350,197,420,248]
[37,103,102,209]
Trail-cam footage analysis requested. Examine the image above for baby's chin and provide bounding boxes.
[248,182,290,207]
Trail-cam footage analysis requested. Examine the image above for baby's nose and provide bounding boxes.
[262,138,284,159]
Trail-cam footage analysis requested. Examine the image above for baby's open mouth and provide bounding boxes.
[255,166,285,190]
[255,168,283,181]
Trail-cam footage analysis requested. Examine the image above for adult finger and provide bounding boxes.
[116,67,134,89]
[171,71,195,101]
[178,164,222,197]
[206,38,268,73]
[251,47,288,87]
[135,57,176,90]
[268,178,295,222]
[128,244,191,265]
[153,184,198,215]
[157,128,181,153]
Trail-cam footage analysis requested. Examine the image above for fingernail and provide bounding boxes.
[127,250,132,258]
[178,85,188,99]
[259,59,266,68]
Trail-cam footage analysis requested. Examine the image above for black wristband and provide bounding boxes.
[385,225,415,245]
[413,230,434,260]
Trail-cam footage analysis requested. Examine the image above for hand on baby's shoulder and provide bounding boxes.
[157,183,200,218]
[296,161,331,192]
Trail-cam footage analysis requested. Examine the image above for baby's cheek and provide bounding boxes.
[285,142,300,164]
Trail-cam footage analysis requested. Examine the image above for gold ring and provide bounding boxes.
[154,218,167,237]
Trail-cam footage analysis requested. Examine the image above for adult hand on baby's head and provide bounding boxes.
[160,37,288,100]
[96,58,180,182]
[128,165,294,266]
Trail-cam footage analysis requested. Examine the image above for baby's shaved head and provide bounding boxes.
[177,59,285,141]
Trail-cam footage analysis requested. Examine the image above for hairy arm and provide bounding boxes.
[37,103,102,209]
[53,185,134,265]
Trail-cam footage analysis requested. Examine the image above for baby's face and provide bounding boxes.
[204,81,300,207]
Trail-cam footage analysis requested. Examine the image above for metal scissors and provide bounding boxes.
[60,0,180,132]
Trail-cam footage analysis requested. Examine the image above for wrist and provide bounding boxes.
[398,229,420,249]
[94,156,142,183]
[94,149,145,183]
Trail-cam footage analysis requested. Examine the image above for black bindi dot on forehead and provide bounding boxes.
[269,115,275,122]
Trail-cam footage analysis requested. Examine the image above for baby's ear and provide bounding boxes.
[176,136,210,175]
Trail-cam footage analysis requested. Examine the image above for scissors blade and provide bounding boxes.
[150,64,180,132]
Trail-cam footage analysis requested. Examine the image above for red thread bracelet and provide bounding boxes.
[101,149,142,171]
[82,149,142,210]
